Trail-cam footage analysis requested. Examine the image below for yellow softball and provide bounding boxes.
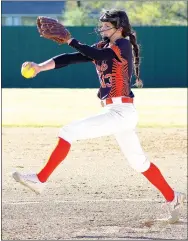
[21,63,36,79]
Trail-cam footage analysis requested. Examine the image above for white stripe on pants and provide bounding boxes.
[58,103,150,172]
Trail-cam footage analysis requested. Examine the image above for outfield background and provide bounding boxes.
[2,26,187,88]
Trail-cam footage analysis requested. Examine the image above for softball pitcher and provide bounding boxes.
[12,10,185,223]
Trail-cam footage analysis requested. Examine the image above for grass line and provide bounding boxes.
[2,124,186,128]
[2,88,187,128]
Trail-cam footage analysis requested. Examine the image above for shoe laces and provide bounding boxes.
[162,193,182,213]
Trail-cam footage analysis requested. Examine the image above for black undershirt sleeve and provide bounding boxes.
[68,38,117,61]
[53,52,92,69]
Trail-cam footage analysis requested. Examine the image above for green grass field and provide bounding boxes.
[2,88,187,127]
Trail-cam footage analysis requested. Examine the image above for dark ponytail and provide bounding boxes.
[129,32,143,88]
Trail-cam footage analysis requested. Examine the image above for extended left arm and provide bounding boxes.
[67,38,118,61]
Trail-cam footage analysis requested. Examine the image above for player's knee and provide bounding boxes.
[58,125,75,143]
[128,155,150,172]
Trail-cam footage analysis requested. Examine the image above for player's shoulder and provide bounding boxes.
[114,38,131,48]
[111,38,132,61]
[91,41,107,49]
[112,38,132,55]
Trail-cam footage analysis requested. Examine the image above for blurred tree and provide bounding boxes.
[63,1,187,26]
[76,1,81,8]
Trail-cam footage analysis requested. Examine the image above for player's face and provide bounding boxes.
[99,22,116,38]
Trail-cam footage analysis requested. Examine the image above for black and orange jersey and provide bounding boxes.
[93,38,133,99]
[53,38,134,100]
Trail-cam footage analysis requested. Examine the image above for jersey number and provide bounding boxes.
[100,74,112,88]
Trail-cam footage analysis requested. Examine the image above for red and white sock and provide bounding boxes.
[37,137,71,183]
[142,162,175,202]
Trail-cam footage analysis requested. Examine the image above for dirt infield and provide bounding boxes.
[2,127,187,240]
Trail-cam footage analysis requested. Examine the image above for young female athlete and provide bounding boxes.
[12,10,185,223]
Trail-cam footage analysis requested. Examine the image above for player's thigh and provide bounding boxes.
[58,109,121,142]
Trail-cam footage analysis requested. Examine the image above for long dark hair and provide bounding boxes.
[100,9,143,87]
[129,32,143,87]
